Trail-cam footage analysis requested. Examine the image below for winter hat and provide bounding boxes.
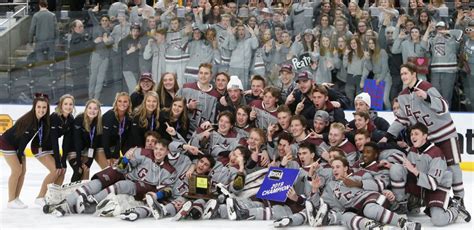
[355,92,371,108]
[227,75,244,91]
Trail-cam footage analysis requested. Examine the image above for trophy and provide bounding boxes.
[186,175,214,200]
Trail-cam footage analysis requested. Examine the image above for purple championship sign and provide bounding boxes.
[363,79,385,111]
[256,167,300,202]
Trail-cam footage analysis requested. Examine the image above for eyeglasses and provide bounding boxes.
[386,31,393,34]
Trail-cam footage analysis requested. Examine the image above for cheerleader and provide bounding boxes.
[0,94,49,208]
[37,94,75,206]
[127,91,160,149]
[102,92,132,166]
[70,99,104,182]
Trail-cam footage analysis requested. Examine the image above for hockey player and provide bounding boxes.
[309,156,422,230]
[190,111,246,160]
[176,63,220,139]
[386,123,471,226]
[380,62,466,205]
[348,92,390,132]
[119,154,214,221]
[248,86,280,130]
[50,139,176,217]
[328,122,358,167]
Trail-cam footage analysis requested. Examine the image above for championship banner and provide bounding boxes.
[256,167,300,202]
[363,79,385,111]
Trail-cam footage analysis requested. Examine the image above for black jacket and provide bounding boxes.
[102,109,131,159]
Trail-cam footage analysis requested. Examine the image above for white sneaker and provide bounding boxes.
[35,198,46,207]
[7,199,28,209]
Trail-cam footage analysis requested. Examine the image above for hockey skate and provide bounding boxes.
[226,198,254,221]
[365,220,393,230]
[273,217,292,228]
[50,200,71,217]
[95,198,118,217]
[145,193,167,220]
[189,206,203,220]
[305,200,317,226]
[119,208,140,222]
[314,198,329,227]
[76,194,98,214]
[398,217,421,230]
[216,183,231,198]
[173,200,193,221]
[203,199,219,220]
[393,200,408,218]
[450,197,471,222]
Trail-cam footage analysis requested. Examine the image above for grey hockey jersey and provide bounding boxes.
[387,80,456,144]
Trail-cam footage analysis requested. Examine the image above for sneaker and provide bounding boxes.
[173,200,193,221]
[226,198,253,221]
[119,209,139,222]
[398,218,421,230]
[203,199,219,220]
[305,200,316,226]
[450,197,471,222]
[314,198,329,227]
[15,199,28,208]
[145,194,166,220]
[35,197,46,207]
[7,199,28,209]
[273,217,292,228]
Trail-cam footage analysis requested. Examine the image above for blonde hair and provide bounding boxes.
[83,99,103,135]
[133,91,160,129]
[55,94,75,115]
[330,122,345,134]
[112,92,132,118]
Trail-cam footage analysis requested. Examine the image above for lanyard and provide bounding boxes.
[89,126,96,148]
[149,114,155,131]
[119,117,126,136]
[38,121,43,147]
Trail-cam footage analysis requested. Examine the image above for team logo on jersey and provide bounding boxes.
[138,168,148,178]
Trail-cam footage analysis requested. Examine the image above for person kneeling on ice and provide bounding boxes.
[386,122,471,226]
[48,139,177,216]
[301,155,421,230]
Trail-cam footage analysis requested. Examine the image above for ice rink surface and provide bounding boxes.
[0,157,473,230]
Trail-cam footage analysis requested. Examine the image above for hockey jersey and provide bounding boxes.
[407,143,452,192]
[387,80,456,144]
[190,127,246,159]
[248,100,278,130]
[177,82,220,138]
[124,148,177,187]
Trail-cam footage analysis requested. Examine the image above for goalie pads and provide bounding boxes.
[45,180,87,205]
[94,193,145,217]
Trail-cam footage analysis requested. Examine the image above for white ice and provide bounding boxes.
[0,157,473,230]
